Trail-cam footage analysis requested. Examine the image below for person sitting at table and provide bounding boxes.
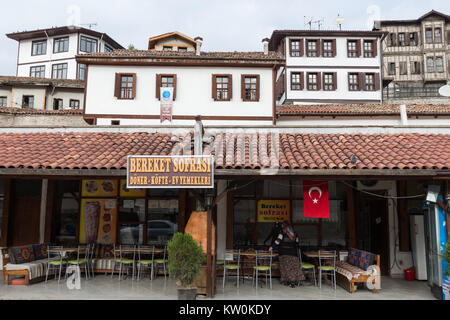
[269,221,305,288]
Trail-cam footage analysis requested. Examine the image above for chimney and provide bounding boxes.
[400,104,408,125]
[194,115,204,155]
[262,38,270,55]
[194,36,203,56]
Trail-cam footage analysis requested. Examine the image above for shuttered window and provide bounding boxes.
[212,74,232,101]
[291,72,303,90]
[307,72,321,91]
[114,73,136,100]
[348,73,359,91]
[322,40,335,57]
[363,40,376,57]
[307,40,319,57]
[241,75,260,101]
[347,40,360,57]
[323,73,337,91]
[155,74,177,100]
[290,39,303,57]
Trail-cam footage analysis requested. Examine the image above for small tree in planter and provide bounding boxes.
[443,241,450,277]
[167,232,206,300]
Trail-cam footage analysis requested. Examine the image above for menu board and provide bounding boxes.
[82,179,118,197]
[119,179,146,197]
[79,199,117,244]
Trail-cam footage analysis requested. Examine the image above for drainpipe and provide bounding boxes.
[194,115,203,155]
[45,31,52,79]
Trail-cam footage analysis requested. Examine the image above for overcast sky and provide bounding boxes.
[1,0,449,75]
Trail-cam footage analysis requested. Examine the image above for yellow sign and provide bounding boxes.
[119,179,146,197]
[257,200,290,223]
[82,179,118,197]
[79,199,117,244]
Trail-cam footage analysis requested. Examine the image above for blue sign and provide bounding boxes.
[437,195,449,300]
[162,90,171,99]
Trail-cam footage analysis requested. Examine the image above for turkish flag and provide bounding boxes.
[303,181,329,218]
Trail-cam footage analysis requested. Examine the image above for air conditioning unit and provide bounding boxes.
[356,180,393,191]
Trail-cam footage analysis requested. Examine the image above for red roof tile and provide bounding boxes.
[277,104,450,116]
[0,107,83,115]
[0,131,448,171]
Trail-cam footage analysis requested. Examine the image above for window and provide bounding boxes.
[163,46,173,51]
[364,73,375,91]
[347,40,358,57]
[427,57,435,73]
[409,33,417,46]
[411,61,421,75]
[80,36,97,53]
[307,73,319,91]
[388,62,396,75]
[212,75,232,101]
[177,47,188,52]
[53,98,63,110]
[22,95,34,108]
[307,40,318,57]
[323,73,336,91]
[155,74,177,100]
[434,28,442,43]
[69,99,80,109]
[53,37,69,53]
[290,72,303,90]
[52,63,68,79]
[399,62,408,75]
[388,33,397,46]
[363,40,374,57]
[52,180,80,244]
[104,45,113,53]
[398,33,405,46]
[32,40,47,56]
[0,97,7,107]
[30,65,45,78]
[348,73,359,91]
[425,28,433,44]
[78,63,86,81]
[290,39,302,57]
[322,40,334,57]
[111,120,120,125]
[119,75,135,99]
[241,75,260,101]
[436,57,444,73]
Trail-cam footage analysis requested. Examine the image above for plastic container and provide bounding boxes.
[11,278,26,285]
[404,268,415,281]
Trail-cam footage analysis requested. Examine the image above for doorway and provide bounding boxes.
[359,196,390,276]
[8,179,42,246]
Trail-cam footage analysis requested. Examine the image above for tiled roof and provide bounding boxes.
[0,76,84,89]
[277,104,450,116]
[77,49,284,63]
[0,107,83,115]
[0,131,448,171]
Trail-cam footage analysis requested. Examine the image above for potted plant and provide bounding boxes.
[443,241,450,277]
[167,232,206,300]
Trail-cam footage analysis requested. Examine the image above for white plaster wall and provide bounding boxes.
[17,59,78,79]
[0,88,12,107]
[47,89,84,110]
[11,87,46,109]
[277,117,450,126]
[85,65,274,121]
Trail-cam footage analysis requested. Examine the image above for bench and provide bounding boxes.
[2,244,52,285]
[335,248,380,293]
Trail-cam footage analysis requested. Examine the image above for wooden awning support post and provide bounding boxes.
[346,181,357,248]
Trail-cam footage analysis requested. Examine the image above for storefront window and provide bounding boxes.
[233,199,255,247]
[262,180,290,198]
[0,179,4,239]
[53,181,80,244]
[118,199,145,244]
[120,224,143,245]
[147,198,178,245]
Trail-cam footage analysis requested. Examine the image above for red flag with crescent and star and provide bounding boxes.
[303,180,329,218]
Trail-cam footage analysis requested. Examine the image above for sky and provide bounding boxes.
[1,0,449,75]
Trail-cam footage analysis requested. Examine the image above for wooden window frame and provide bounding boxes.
[155,74,177,100]
[399,62,408,75]
[363,40,376,58]
[30,65,45,78]
[212,74,232,101]
[388,62,396,76]
[114,73,137,100]
[289,39,303,57]
[53,98,63,110]
[348,73,359,91]
[52,63,68,79]
[410,61,421,75]
[306,40,319,57]
[306,72,321,91]
[53,36,69,53]
[111,120,120,125]
[31,39,47,56]
[322,40,336,57]
[435,57,444,73]
[323,72,337,91]
[398,33,405,46]
[425,28,433,44]
[77,63,86,81]
[80,35,98,53]
[434,28,442,44]
[290,72,303,90]
[241,74,260,102]
[426,57,435,73]
[162,46,173,51]
[347,39,360,58]
[22,95,34,108]
[364,73,375,91]
[0,96,7,107]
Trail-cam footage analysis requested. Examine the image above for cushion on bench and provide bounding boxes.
[335,261,370,281]
[347,248,375,271]
[8,246,35,264]
[32,244,49,260]
[6,258,56,280]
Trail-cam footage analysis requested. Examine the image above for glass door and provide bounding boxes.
[424,204,442,299]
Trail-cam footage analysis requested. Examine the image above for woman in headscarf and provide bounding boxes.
[269,221,305,287]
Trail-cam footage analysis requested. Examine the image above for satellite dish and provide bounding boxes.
[304,16,314,26]
[333,17,346,25]
[438,84,450,97]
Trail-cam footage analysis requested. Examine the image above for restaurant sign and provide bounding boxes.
[127,155,214,188]
[257,200,290,223]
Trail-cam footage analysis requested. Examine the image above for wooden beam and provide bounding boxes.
[397,180,410,251]
[226,190,234,250]
[178,189,187,233]
[206,208,212,298]
[44,179,55,243]
[0,179,11,247]
[346,181,357,248]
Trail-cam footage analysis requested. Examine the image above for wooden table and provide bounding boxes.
[48,247,85,256]
[114,248,164,255]
[304,251,336,259]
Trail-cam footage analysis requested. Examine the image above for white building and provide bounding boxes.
[7,26,123,81]
[77,32,284,126]
[269,30,385,105]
